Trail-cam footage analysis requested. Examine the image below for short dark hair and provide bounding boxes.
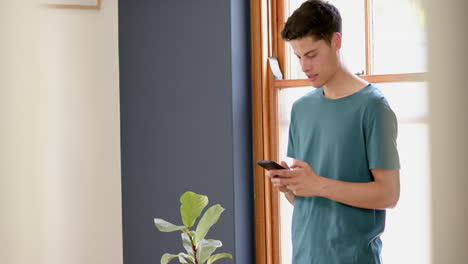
[281,0,342,44]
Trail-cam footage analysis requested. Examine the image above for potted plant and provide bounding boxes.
[154,191,233,264]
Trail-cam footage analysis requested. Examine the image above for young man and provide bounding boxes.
[265,1,400,263]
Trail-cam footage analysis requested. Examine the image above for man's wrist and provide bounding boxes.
[315,175,329,198]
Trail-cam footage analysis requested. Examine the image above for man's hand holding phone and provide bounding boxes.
[257,160,296,205]
[257,160,292,193]
[271,161,292,193]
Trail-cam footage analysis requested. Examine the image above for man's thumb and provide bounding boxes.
[280,160,290,169]
[291,159,307,168]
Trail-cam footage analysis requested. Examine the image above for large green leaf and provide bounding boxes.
[154,218,186,232]
[178,254,189,263]
[160,253,178,264]
[180,191,209,228]
[196,239,222,264]
[160,253,193,264]
[181,232,194,256]
[194,204,225,245]
[207,253,233,264]
[178,253,194,263]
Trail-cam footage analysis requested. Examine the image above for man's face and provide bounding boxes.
[289,34,341,88]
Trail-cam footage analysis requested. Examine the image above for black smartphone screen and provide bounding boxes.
[256,160,286,170]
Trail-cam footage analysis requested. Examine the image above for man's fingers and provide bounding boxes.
[271,177,292,186]
[269,169,293,178]
[277,186,289,192]
[291,159,308,169]
[265,170,280,178]
[280,161,290,169]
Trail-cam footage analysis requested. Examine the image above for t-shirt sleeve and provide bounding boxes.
[287,106,297,159]
[366,100,400,170]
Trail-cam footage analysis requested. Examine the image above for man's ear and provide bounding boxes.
[332,32,342,51]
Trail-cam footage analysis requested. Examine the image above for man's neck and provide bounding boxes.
[322,67,369,99]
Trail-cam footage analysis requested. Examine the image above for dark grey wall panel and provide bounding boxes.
[229,0,254,263]
[119,0,253,263]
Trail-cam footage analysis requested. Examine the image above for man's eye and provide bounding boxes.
[307,54,317,58]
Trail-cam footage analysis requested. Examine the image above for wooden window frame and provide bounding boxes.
[250,0,426,264]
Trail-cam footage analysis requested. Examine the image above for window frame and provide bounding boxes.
[250,0,427,263]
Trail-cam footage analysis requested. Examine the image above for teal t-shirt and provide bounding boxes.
[287,84,400,264]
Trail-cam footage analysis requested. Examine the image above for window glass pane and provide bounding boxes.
[377,82,430,263]
[372,0,427,74]
[381,122,431,264]
[278,83,430,264]
[375,82,428,122]
[287,0,365,79]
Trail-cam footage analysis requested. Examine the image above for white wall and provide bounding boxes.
[426,0,468,263]
[1,1,123,264]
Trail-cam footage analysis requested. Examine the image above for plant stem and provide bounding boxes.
[190,235,198,264]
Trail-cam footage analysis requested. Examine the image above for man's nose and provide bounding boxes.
[301,59,311,73]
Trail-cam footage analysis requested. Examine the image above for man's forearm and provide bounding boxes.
[317,176,398,209]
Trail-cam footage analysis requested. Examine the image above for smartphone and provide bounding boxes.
[256,160,286,170]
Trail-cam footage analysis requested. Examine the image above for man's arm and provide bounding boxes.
[318,168,400,209]
[267,160,400,210]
